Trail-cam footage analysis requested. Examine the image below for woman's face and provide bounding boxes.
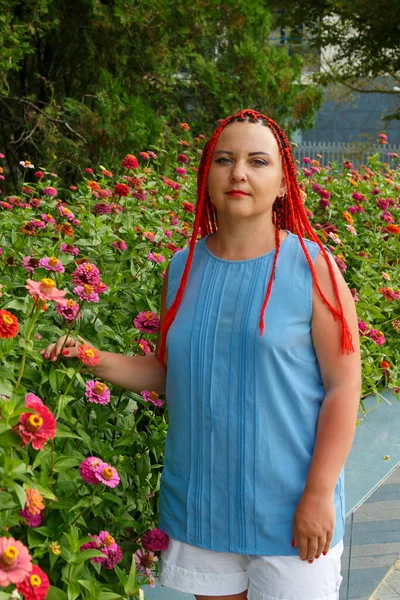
[207,121,286,221]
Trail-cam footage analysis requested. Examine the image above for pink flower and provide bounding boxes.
[22,257,40,273]
[133,311,159,334]
[60,243,79,256]
[140,151,150,160]
[140,390,163,408]
[19,508,43,528]
[176,167,187,176]
[74,284,99,303]
[334,256,347,274]
[148,252,166,264]
[38,257,65,273]
[85,380,111,405]
[134,549,158,576]
[57,205,75,221]
[0,536,32,586]
[85,167,94,174]
[302,157,311,164]
[142,528,169,551]
[303,168,312,177]
[80,457,103,485]
[95,463,120,487]
[42,187,57,196]
[162,176,181,190]
[177,153,189,164]
[80,532,122,569]
[358,321,367,333]
[380,210,394,223]
[319,198,331,209]
[72,263,101,286]
[56,299,81,321]
[93,203,113,215]
[112,239,127,251]
[41,213,56,224]
[34,171,45,178]
[182,201,195,213]
[26,278,68,306]
[134,338,152,354]
[28,219,46,229]
[350,289,359,302]
[147,151,158,159]
[366,329,386,345]
[164,229,172,238]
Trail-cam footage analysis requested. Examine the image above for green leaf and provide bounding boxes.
[55,423,81,439]
[34,483,57,501]
[53,457,81,472]
[47,586,68,600]
[11,482,26,509]
[124,553,138,595]
[67,581,80,600]
[0,491,17,510]
[0,592,12,600]
[0,379,14,396]
[98,593,124,600]
[114,564,128,588]
[73,549,106,564]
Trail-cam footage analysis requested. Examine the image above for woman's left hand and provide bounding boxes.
[292,490,336,562]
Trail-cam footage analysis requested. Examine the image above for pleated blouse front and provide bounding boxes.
[158,231,345,555]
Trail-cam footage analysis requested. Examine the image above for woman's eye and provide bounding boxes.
[215,157,231,164]
[252,159,269,166]
[215,157,268,166]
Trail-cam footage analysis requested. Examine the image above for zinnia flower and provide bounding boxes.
[19,508,43,528]
[140,390,163,408]
[16,564,49,600]
[85,381,111,405]
[162,176,180,190]
[114,183,130,197]
[80,456,104,485]
[134,549,158,576]
[0,537,32,586]
[147,253,165,264]
[77,344,100,367]
[0,309,19,338]
[38,257,65,273]
[72,263,101,286]
[142,528,169,552]
[56,299,81,321]
[182,201,195,213]
[134,339,152,354]
[112,239,127,251]
[26,279,68,306]
[42,187,57,196]
[17,393,56,450]
[25,489,44,516]
[133,311,159,334]
[74,284,99,303]
[80,532,122,569]
[60,243,79,256]
[177,153,188,164]
[95,463,120,488]
[121,154,139,169]
[93,203,113,215]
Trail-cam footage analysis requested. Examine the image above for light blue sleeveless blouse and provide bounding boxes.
[158,231,345,555]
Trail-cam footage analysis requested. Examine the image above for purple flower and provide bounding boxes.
[19,508,43,528]
[95,463,120,487]
[80,532,123,569]
[93,203,113,215]
[112,239,127,251]
[80,457,103,485]
[334,256,347,274]
[43,186,57,196]
[142,528,169,552]
[22,256,40,272]
[85,381,111,405]
[133,311,159,334]
[39,257,65,273]
[148,252,166,264]
[319,198,331,209]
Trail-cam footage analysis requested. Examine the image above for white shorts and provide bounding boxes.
[159,538,344,599]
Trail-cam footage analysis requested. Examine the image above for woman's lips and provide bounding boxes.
[226,191,250,197]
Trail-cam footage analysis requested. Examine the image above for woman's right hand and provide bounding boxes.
[40,335,92,362]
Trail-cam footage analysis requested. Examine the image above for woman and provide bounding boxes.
[43,109,361,600]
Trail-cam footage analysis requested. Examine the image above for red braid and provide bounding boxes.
[158,109,354,365]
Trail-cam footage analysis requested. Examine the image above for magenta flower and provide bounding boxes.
[148,252,166,264]
[148,151,158,159]
[93,203,113,214]
[142,528,169,552]
[60,243,79,256]
[74,285,99,303]
[334,256,347,274]
[133,311,159,334]
[28,219,46,229]
[302,157,311,164]
[112,239,127,251]
[43,187,57,196]
[72,263,101,286]
[19,508,43,528]
[182,201,195,213]
[81,532,122,569]
[80,457,103,485]
[41,213,56,224]
[162,176,181,190]
[164,229,172,238]
[0,537,33,586]
[38,257,65,273]
[57,205,75,220]
[177,153,188,164]
[85,381,111,405]
[176,167,187,176]
[56,299,81,321]
[366,329,386,345]
[96,281,108,294]
[134,338,152,354]
[140,390,163,408]
[319,198,331,209]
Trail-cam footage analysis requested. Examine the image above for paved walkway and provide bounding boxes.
[370,558,400,600]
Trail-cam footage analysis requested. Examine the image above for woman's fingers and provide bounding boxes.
[40,336,78,360]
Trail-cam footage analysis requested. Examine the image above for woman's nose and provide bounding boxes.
[231,162,247,181]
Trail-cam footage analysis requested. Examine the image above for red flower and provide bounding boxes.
[0,309,19,338]
[16,564,50,600]
[182,201,195,213]
[17,394,56,451]
[78,343,101,367]
[114,183,130,197]
[142,528,169,551]
[387,224,400,234]
[121,154,139,169]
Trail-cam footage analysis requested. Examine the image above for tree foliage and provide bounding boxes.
[269,0,400,119]
[0,0,322,185]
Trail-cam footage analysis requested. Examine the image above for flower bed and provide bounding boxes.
[0,128,399,599]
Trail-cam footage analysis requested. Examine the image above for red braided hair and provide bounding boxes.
[158,109,354,365]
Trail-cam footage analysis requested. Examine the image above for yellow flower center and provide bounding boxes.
[103,535,115,547]
[49,257,59,266]
[83,284,94,294]
[47,214,53,219]
[29,575,42,587]
[84,264,93,271]
[2,314,14,325]
[145,314,153,320]
[153,253,161,259]
[2,546,18,564]
[150,391,159,401]
[101,467,114,481]
[85,348,95,358]
[139,344,144,350]
[26,414,43,432]
[93,383,106,395]
[41,278,56,289]
[67,299,76,307]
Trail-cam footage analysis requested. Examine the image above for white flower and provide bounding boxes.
[19,160,35,169]
[11,590,22,599]
[328,232,341,244]
[138,589,145,600]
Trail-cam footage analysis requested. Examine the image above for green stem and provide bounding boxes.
[56,299,86,362]
[15,302,43,390]
[62,363,83,398]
